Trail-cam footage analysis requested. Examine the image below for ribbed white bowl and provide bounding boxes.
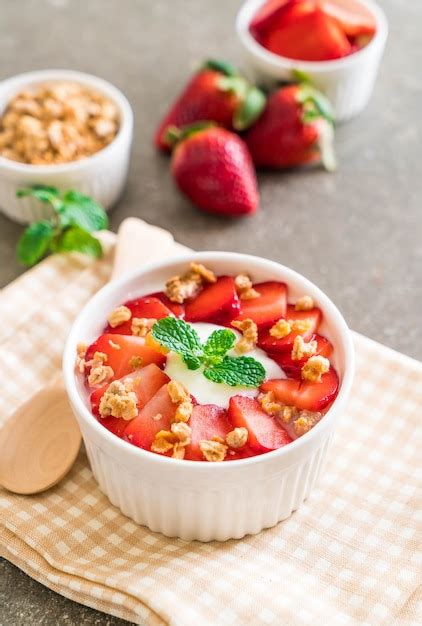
[0,70,133,223]
[63,252,355,542]
[236,0,388,123]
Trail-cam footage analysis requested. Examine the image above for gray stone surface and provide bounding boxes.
[0,0,420,624]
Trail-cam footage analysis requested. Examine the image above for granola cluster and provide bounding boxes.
[165,262,216,304]
[301,355,330,383]
[99,379,138,420]
[291,335,317,361]
[295,295,314,311]
[232,318,258,353]
[0,82,119,165]
[150,384,194,459]
[269,318,292,339]
[107,305,131,328]
[234,274,259,300]
[131,317,156,337]
[259,391,322,437]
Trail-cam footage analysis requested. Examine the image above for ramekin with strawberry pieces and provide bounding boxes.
[76,261,340,462]
[64,252,354,540]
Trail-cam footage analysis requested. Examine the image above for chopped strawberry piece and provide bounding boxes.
[184,404,232,461]
[105,296,173,335]
[97,416,128,438]
[258,304,322,353]
[250,0,316,42]
[261,366,339,411]
[184,276,240,324]
[264,7,352,61]
[85,333,166,381]
[321,0,376,37]
[271,333,333,378]
[234,281,287,328]
[91,364,169,418]
[228,395,292,452]
[124,384,177,450]
[149,291,185,318]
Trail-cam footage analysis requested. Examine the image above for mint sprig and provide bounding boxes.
[16,185,108,267]
[151,317,266,388]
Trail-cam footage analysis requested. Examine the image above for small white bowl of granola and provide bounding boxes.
[0,69,133,223]
[63,252,354,542]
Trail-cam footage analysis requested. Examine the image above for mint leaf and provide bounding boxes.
[203,329,236,360]
[183,355,202,370]
[17,221,55,267]
[52,227,102,258]
[17,185,62,209]
[151,317,203,362]
[204,356,266,387]
[59,190,108,232]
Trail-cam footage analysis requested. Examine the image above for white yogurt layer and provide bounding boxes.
[164,322,285,408]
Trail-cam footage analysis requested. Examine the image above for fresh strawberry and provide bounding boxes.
[263,6,352,61]
[154,60,266,151]
[105,296,173,335]
[234,281,287,328]
[149,292,185,318]
[184,275,240,324]
[261,366,339,411]
[85,333,166,381]
[170,125,259,217]
[184,404,232,461]
[228,395,292,452]
[258,304,322,353]
[243,83,336,171]
[124,384,177,450]
[271,333,333,378]
[90,364,169,416]
[321,0,376,37]
[96,416,128,438]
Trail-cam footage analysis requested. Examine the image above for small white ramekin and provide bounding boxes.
[63,252,354,542]
[0,69,133,224]
[236,0,388,122]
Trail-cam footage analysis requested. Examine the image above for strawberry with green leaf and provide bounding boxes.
[243,82,337,171]
[154,59,266,151]
[16,185,108,267]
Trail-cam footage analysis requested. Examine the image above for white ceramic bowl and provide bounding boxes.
[0,69,133,223]
[63,252,354,542]
[236,0,388,122]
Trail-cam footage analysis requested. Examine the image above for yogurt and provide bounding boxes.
[164,322,285,408]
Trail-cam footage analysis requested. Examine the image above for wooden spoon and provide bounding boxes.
[0,218,176,495]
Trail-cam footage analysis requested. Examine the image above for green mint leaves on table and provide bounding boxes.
[151,316,266,387]
[16,185,108,267]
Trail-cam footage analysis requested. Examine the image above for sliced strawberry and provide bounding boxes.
[228,395,292,453]
[250,0,316,42]
[124,384,177,450]
[149,291,185,318]
[261,366,339,411]
[184,404,232,461]
[85,333,166,381]
[184,276,240,324]
[321,0,376,37]
[91,364,169,417]
[264,8,352,61]
[105,296,173,335]
[271,333,333,378]
[258,304,322,353]
[234,281,287,329]
[96,416,128,438]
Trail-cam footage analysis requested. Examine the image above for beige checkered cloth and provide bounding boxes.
[0,229,420,626]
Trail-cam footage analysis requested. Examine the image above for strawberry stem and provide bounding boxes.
[317,121,337,172]
[203,59,238,77]
[164,122,215,147]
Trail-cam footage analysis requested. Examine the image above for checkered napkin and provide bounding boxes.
[0,224,420,626]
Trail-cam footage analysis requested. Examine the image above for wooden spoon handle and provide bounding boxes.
[111,217,177,280]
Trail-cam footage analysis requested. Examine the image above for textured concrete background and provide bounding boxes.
[0,0,420,624]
